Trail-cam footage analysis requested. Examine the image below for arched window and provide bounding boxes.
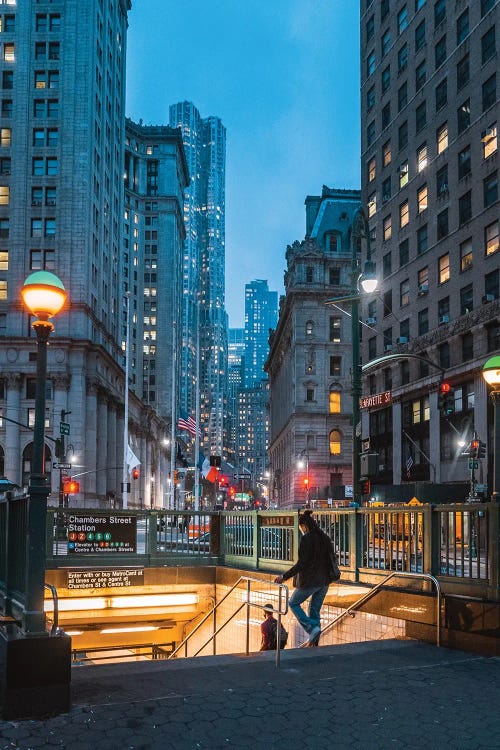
[329,390,341,414]
[329,429,341,455]
[305,320,314,336]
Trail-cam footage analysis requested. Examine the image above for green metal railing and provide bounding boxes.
[0,500,498,626]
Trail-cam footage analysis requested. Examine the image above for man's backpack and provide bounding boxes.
[269,619,288,649]
[327,539,341,582]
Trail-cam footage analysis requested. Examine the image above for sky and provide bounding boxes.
[126,1,361,328]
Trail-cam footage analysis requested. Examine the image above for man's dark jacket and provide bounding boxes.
[281,530,331,588]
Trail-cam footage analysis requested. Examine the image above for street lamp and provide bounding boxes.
[326,207,377,505]
[21,271,66,634]
[297,451,310,507]
[482,355,500,503]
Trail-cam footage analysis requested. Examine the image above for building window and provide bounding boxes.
[0,185,9,205]
[383,292,392,317]
[0,279,7,300]
[383,252,392,277]
[417,185,428,213]
[399,239,409,266]
[398,43,408,72]
[382,65,390,93]
[398,5,408,33]
[438,296,450,321]
[399,161,408,188]
[435,35,446,69]
[400,279,410,307]
[482,0,495,16]
[415,20,425,50]
[329,317,341,343]
[486,322,500,353]
[437,209,448,240]
[368,192,376,217]
[382,176,391,202]
[485,220,499,256]
[383,215,392,241]
[435,78,447,111]
[482,74,496,112]
[456,9,469,45]
[485,269,499,300]
[417,225,428,254]
[3,43,14,62]
[438,342,450,369]
[330,357,341,376]
[367,51,375,77]
[382,140,391,166]
[418,308,429,335]
[460,238,473,271]
[483,172,498,208]
[460,284,473,316]
[368,336,377,359]
[400,200,409,228]
[400,360,409,385]
[400,318,410,342]
[398,82,408,112]
[381,28,391,57]
[415,101,426,133]
[306,388,314,402]
[329,268,340,286]
[459,191,472,226]
[368,157,376,182]
[438,253,450,284]
[399,120,408,150]
[366,14,375,40]
[367,85,375,111]
[458,145,471,179]
[434,0,446,28]
[437,123,448,154]
[30,218,42,237]
[415,60,426,91]
[482,124,497,159]
[367,120,375,147]
[329,430,341,456]
[436,165,448,195]
[329,391,341,414]
[382,102,391,130]
[417,143,427,172]
[305,265,313,283]
[457,99,470,134]
[482,27,496,65]
[457,54,470,91]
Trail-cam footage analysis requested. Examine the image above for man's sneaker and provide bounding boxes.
[307,625,321,644]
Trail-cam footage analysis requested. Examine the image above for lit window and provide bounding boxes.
[400,200,409,227]
[482,125,497,159]
[460,238,473,271]
[438,253,450,284]
[382,140,391,167]
[368,157,376,182]
[383,215,392,240]
[485,221,499,256]
[0,127,11,147]
[417,185,428,213]
[0,249,7,270]
[329,430,341,456]
[329,392,341,414]
[368,193,376,218]
[329,317,341,343]
[0,279,6,300]
[399,161,408,188]
[400,279,410,307]
[305,320,313,336]
[437,123,448,154]
[0,185,9,205]
[417,143,427,172]
[3,43,14,62]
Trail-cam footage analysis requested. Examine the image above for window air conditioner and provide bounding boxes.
[378,465,385,472]
[397,336,408,344]
[482,294,495,304]
[384,343,393,352]
[366,317,377,325]
[438,183,448,194]
[481,127,495,142]
[439,315,449,325]
[418,283,429,295]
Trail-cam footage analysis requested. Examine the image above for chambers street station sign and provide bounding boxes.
[67,514,137,553]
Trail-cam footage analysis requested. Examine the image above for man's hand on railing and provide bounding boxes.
[274,575,283,583]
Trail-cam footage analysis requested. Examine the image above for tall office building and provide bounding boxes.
[359,0,499,497]
[0,1,167,507]
[227,327,245,461]
[169,102,228,457]
[244,280,278,387]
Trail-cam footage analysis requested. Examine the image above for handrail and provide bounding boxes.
[321,571,442,647]
[44,582,58,635]
[169,575,289,668]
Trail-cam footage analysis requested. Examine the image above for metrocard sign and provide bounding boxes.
[360,390,392,410]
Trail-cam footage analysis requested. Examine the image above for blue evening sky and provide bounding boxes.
[126,1,360,328]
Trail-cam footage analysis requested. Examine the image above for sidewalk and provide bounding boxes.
[1,639,499,749]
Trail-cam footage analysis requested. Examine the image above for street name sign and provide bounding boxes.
[53,462,71,470]
[60,421,70,435]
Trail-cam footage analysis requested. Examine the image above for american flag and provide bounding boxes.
[177,411,200,437]
[406,454,414,478]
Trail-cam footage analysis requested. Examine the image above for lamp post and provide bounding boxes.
[297,450,310,507]
[482,356,500,503]
[21,271,66,634]
[326,207,377,505]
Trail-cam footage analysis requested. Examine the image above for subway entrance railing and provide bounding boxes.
[1,501,499,627]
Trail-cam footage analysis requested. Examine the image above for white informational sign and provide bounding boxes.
[327,498,333,506]
[345,485,353,498]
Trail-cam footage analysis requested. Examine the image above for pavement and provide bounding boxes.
[1,639,500,749]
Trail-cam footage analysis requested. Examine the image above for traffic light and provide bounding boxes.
[303,477,310,488]
[219,474,228,487]
[132,467,140,479]
[361,480,371,495]
[470,439,479,459]
[438,381,455,416]
[479,441,486,459]
[62,480,80,494]
[55,438,64,459]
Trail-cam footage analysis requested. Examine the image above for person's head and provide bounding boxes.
[298,509,317,533]
[263,603,274,619]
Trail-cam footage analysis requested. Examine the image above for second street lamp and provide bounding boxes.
[482,355,500,503]
[325,207,377,505]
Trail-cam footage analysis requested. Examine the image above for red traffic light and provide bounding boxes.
[63,480,80,494]
[439,381,451,394]
[303,477,310,486]
[132,468,140,479]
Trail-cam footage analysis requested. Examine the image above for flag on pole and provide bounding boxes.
[127,444,141,473]
[177,410,201,437]
[202,455,219,483]
[406,454,414,478]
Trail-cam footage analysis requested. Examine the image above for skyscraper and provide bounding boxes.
[227,327,245,460]
[244,280,278,387]
[169,102,228,457]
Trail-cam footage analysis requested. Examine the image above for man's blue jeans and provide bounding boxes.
[289,584,329,634]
